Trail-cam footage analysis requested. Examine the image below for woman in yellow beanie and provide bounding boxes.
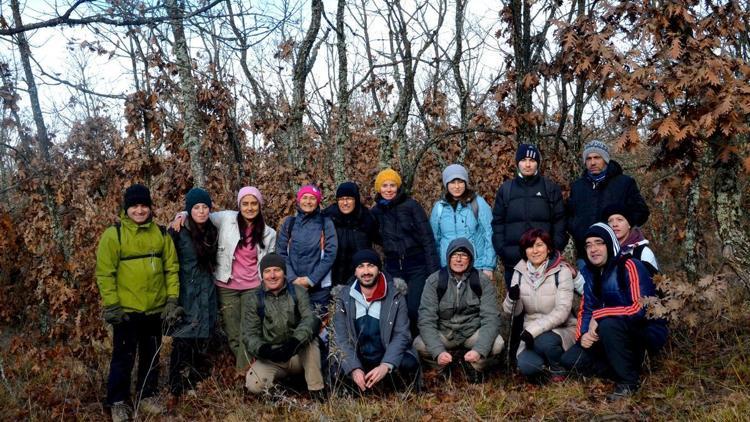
[371,168,439,334]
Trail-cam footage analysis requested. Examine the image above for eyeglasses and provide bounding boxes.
[451,252,470,259]
[337,197,355,203]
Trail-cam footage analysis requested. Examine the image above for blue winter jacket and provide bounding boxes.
[430,194,495,270]
[576,255,666,344]
[276,207,338,289]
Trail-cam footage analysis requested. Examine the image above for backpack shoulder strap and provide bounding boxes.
[469,196,479,220]
[436,268,449,301]
[468,269,482,298]
[115,222,121,244]
[555,271,559,288]
[501,180,512,209]
[285,216,296,251]
[256,288,266,321]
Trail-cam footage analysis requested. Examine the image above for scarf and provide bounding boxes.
[526,259,549,289]
[586,167,608,187]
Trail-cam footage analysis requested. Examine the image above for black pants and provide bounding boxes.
[516,331,565,377]
[106,313,162,405]
[169,337,211,395]
[335,353,420,394]
[561,317,663,387]
[386,260,431,336]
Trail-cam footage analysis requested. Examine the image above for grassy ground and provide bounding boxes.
[2,300,749,421]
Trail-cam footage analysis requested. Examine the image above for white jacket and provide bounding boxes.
[502,255,577,356]
[210,210,276,283]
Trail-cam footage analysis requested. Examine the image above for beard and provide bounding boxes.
[358,272,379,288]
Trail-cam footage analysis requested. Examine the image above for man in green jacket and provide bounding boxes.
[95,184,180,421]
[414,237,504,383]
[243,253,324,399]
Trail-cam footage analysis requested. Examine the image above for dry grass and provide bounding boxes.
[2,299,749,421]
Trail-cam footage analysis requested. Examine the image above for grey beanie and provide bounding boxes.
[582,140,610,165]
[442,164,470,187]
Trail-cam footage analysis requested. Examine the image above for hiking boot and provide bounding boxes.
[110,401,132,422]
[606,384,637,401]
[137,396,166,415]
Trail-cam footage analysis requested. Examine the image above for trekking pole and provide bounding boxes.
[505,299,517,373]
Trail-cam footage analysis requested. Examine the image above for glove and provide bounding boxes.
[161,298,185,325]
[257,343,276,361]
[520,330,534,350]
[103,305,129,325]
[281,339,301,358]
[508,284,520,301]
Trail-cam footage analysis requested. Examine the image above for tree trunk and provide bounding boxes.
[289,0,323,171]
[333,0,349,185]
[713,150,750,283]
[166,0,206,187]
[11,0,71,333]
[453,0,469,162]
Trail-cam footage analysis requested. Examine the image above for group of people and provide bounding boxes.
[95,140,668,421]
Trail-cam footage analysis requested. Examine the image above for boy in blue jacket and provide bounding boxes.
[561,223,667,401]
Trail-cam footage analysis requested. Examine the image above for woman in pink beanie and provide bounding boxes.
[172,186,276,373]
[276,184,338,314]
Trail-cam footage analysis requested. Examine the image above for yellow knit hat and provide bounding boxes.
[374,168,402,192]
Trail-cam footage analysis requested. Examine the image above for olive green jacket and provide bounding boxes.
[242,283,317,356]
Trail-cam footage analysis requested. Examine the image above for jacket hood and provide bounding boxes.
[446,237,475,265]
[583,223,621,269]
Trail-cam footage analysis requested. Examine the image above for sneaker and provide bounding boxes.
[137,396,166,415]
[110,401,132,422]
[606,384,637,401]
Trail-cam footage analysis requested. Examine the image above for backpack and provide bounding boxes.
[436,268,483,301]
[113,221,167,261]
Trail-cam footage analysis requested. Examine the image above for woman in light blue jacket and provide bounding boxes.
[430,164,496,278]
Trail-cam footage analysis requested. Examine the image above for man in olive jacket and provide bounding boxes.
[332,249,419,393]
[414,238,504,382]
[95,183,180,420]
[244,253,324,397]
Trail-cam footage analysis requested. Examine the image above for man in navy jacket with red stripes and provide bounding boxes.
[561,223,667,401]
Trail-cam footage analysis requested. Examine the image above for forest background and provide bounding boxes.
[0,0,749,419]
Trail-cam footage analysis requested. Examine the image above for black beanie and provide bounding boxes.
[351,249,382,270]
[336,182,360,199]
[601,203,632,226]
[515,144,541,164]
[123,184,152,209]
[185,188,213,213]
[259,253,286,274]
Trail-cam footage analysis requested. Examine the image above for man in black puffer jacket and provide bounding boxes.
[566,140,649,260]
[492,144,567,288]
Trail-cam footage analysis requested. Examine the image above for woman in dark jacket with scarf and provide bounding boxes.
[370,168,440,333]
[168,188,219,396]
[323,182,380,286]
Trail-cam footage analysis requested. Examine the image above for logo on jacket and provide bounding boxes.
[536,192,542,196]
